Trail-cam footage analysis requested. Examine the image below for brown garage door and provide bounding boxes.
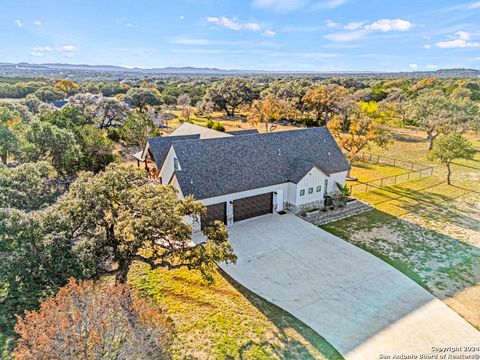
[201,202,227,230]
[233,193,273,222]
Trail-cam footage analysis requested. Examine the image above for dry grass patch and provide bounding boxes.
[322,126,480,329]
[128,263,343,360]
[348,161,409,185]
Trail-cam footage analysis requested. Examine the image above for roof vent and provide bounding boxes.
[328,151,331,156]
[278,149,281,156]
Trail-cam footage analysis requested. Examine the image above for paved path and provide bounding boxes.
[202,213,480,359]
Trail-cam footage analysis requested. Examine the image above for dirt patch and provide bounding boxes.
[333,204,480,329]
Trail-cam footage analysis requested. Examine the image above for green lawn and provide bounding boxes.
[349,161,410,184]
[129,263,343,360]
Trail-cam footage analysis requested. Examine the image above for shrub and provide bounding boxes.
[206,119,214,129]
[211,121,225,132]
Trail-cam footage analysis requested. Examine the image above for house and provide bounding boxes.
[137,125,350,231]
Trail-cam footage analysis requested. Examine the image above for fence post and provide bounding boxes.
[411,163,414,171]
[394,175,397,185]
[393,159,396,167]
[381,178,383,187]
[407,172,410,181]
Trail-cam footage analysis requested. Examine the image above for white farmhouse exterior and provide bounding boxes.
[137,124,350,231]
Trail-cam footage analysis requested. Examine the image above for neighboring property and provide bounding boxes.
[136,124,350,231]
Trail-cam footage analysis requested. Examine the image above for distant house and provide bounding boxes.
[136,124,350,231]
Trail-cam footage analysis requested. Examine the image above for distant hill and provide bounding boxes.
[0,62,479,79]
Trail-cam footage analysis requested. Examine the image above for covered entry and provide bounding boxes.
[201,202,227,230]
[233,193,273,222]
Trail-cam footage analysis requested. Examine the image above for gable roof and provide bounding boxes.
[146,135,200,169]
[170,122,232,139]
[171,127,350,200]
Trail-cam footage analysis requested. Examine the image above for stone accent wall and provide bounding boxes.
[287,200,325,214]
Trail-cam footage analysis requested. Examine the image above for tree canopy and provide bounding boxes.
[53,79,79,96]
[53,163,236,283]
[0,162,60,210]
[429,133,475,185]
[205,78,259,118]
[126,87,162,112]
[14,279,172,360]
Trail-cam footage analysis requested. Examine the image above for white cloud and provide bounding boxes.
[435,31,480,48]
[426,64,438,69]
[344,22,364,30]
[325,20,339,28]
[30,45,78,57]
[365,19,413,32]
[252,0,308,12]
[313,0,348,10]
[436,39,480,48]
[409,64,418,70]
[456,31,471,40]
[466,1,480,9]
[32,46,53,52]
[324,30,366,42]
[34,20,42,26]
[424,44,432,49]
[263,29,276,37]
[58,45,78,53]
[325,18,413,42]
[207,16,261,32]
[180,15,185,20]
[14,19,22,27]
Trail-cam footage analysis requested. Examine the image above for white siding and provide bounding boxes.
[295,167,329,206]
[159,147,178,184]
[328,171,347,193]
[294,168,348,206]
[169,175,184,199]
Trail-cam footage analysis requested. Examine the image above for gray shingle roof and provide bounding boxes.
[147,135,200,169]
[171,127,350,200]
[225,129,259,136]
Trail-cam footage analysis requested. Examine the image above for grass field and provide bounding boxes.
[129,263,343,360]
[349,161,410,183]
[321,126,480,329]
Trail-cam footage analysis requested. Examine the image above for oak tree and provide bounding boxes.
[55,163,236,283]
[429,133,475,185]
[205,78,259,118]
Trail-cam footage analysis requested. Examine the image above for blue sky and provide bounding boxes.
[1,0,480,71]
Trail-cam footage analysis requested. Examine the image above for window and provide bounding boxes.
[324,179,328,195]
[316,186,321,193]
[173,158,180,171]
[299,189,305,196]
[308,187,313,194]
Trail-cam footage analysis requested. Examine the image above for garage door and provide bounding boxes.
[233,193,273,222]
[201,202,227,230]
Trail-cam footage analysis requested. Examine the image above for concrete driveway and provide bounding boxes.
[214,213,480,359]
